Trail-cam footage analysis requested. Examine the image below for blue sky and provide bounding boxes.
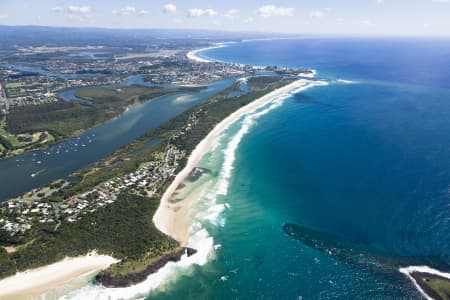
[0,0,449,36]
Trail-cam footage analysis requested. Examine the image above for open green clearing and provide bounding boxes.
[0,117,54,157]
[423,277,450,300]
[5,82,27,98]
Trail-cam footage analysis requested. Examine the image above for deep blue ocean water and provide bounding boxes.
[144,38,450,299]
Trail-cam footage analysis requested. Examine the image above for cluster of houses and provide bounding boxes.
[0,64,205,237]
[0,121,192,235]
[0,49,256,112]
[0,199,55,234]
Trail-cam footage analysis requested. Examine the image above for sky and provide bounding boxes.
[0,0,449,36]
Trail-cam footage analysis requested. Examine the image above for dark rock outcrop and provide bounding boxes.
[95,247,197,287]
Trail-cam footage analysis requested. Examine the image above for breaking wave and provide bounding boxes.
[58,80,328,300]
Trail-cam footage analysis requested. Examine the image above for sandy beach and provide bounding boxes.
[0,252,117,299]
[186,44,226,63]
[153,78,313,246]
[0,77,313,299]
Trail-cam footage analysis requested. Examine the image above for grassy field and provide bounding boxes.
[5,83,26,88]
[5,82,27,98]
[425,277,450,300]
[75,85,177,104]
[0,117,55,157]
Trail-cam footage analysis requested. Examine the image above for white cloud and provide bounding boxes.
[243,17,254,23]
[163,3,177,14]
[257,5,294,18]
[51,6,64,13]
[138,10,150,15]
[68,5,92,15]
[224,9,239,19]
[376,0,384,4]
[310,10,325,18]
[112,6,136,16]
[187,8,217,18]
[0,14,8,20]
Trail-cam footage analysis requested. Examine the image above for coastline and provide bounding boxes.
[0,44,322,299]
[153,78,317,246]
[0,252,117,299]
[399,265,450,300]
[0,78,319,300]
[186,44,227,63]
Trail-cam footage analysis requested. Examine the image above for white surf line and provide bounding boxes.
[335,78,359,84]
[186,43,230,63]
[153,78,327,243]
[0,252,118,299]
[399,265,450,300]
[186,43,268,69]
[55,79,330,300]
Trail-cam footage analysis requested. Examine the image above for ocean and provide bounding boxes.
[63,37,450,299]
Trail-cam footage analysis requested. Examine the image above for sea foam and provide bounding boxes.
[335,79,359,84]
[59,80,328,300]
[399,265,450,300]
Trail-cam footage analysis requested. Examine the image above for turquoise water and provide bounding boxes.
[145,38,450,299]
[59,38,450,299]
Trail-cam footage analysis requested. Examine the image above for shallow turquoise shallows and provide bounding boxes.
[147,38,450,299]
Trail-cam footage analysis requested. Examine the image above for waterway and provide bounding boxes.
[0,78,234,201]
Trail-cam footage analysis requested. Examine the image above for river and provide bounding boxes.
[0,78,234,201]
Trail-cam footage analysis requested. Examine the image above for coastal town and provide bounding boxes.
[0,2,449,299]
[0,47,255,114]
[0,108,202,235]
[0,24,329,299]
[0,42,313,235]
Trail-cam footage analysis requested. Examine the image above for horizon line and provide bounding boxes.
[1,24,450,39]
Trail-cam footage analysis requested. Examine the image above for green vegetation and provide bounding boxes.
[7,85,183,137]
[1,85,197,158]
[427,278,450,300]
[0,117,54,158]
[416,274,450,300]
[0,193,177,278]
[75,85,183,103]
[0,76,295,282]
[5,82,26,88]
[5,82,27,98]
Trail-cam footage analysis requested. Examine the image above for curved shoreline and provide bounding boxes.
[186,44,228,63]
[399,265,450,300]
[0,252,117,299]
[0,79,320,300]
[153,78,319,246]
